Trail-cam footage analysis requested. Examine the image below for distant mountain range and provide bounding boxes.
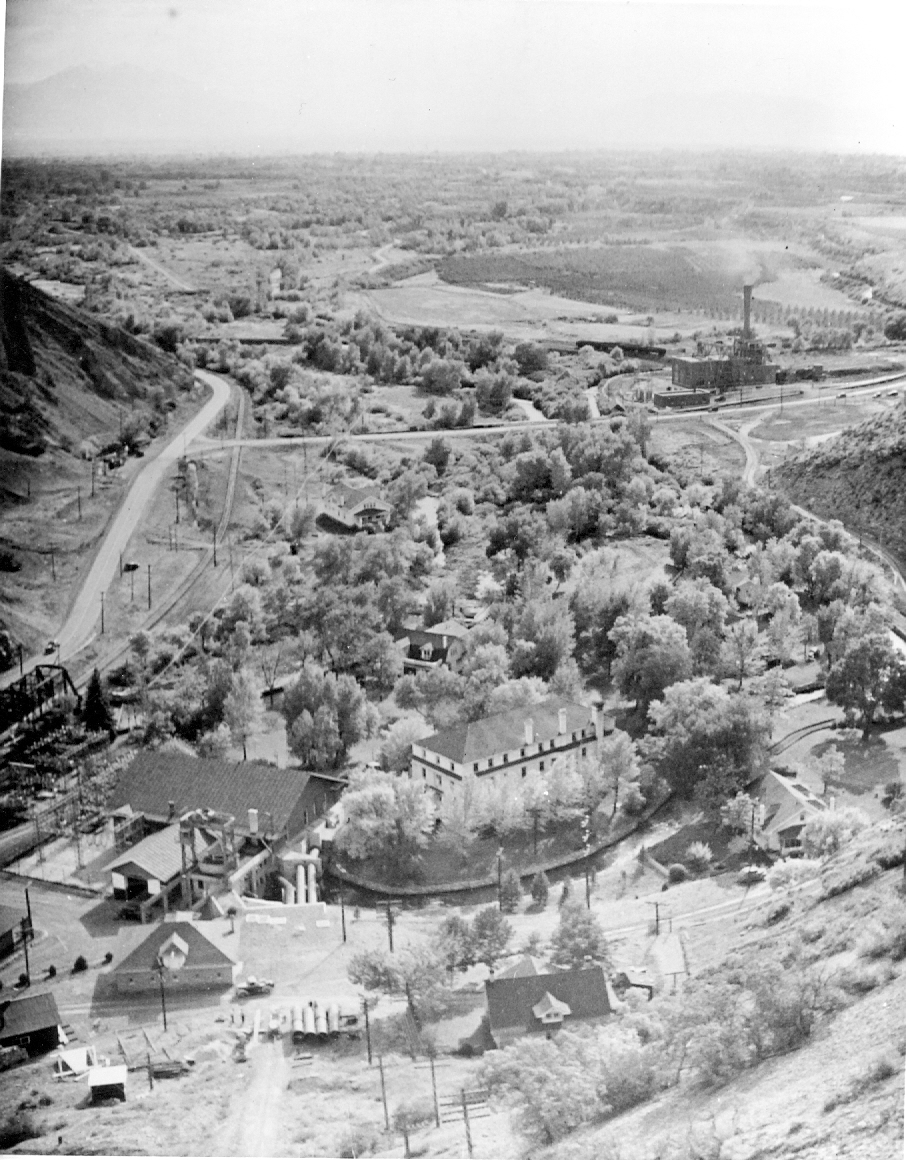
[2,64,279,154]
[2,64,856,156]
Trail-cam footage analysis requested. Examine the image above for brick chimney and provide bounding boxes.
[743,284,753,339]
[558,707,567,734]
[524,718,534,745]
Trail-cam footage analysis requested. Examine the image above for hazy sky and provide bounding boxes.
[3,0,905,154]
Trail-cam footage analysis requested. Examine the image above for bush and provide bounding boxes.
[17,972,29,988]
[668,863,687,884]
[684,842,712,873]
[862,916,906,963]
[768,858,822,890]
[499,869,522,914]
[530,871,550,910]
[72,955,88,974]
[765,901,791,925]
[0,1112,40,1149]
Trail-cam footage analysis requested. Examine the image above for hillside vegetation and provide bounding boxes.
[771,400,906,569]
[490,818,906,1160]
[0,269,191,465]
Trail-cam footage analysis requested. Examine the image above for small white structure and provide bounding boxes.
[54,1045,99,1078]
[89,1064,127,1103]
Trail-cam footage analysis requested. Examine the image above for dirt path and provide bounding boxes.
[128,244,196,292]
[218,1037,291,1157]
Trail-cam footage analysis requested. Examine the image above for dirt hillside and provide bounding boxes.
[771,399,906,570]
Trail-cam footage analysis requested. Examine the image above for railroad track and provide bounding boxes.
[71,382,246,686]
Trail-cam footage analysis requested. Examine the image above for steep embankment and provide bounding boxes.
[771,401,906,570]
[0,268,190,466]
[0,270,193,662]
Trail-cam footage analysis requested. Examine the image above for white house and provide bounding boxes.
[408,697,613,807]
[752,769,827,855]
[321,482,391,532]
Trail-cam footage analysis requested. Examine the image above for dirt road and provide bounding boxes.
[0,370,231,688]
[128,244,196,292]
[217,1036,291,1157]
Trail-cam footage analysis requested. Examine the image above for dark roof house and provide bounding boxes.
[109,753,340,842]
[113,918,239,994]
[485,967,612,1047]
[0,992,61,1056]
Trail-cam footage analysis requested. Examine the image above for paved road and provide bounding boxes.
[0,371,231,688]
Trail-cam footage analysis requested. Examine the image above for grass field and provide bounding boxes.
[649,417,746,479]
[751,397,894,443]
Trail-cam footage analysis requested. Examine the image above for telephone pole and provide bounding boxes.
[147,564,152,610]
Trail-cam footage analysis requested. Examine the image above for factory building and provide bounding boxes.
[670,285,778,392]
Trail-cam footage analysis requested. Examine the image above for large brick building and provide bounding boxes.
[408,698,613,808]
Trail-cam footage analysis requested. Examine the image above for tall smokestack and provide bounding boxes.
[743,285,753,339]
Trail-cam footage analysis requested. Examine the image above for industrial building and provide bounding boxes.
[668,284,778,395]
[107,753,344,919]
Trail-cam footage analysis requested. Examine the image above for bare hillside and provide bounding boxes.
[771,401,906,570]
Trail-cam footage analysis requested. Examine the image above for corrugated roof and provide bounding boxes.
[0,992,60,1039]
[114,920,236,975]
[107,823,183,883]
[486,968,611,1036]
[423,698,595,765]
[108,752,315,836]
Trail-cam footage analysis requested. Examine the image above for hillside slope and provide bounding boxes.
[0,271,195,663]
[533,821,906,1160]
[771,401,906,569]
[0,268,191,468]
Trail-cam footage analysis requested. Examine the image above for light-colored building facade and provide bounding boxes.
[409,698,613,807]
[321,482,391,531]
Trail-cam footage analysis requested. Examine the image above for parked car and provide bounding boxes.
[44,641,60,656]
[234,976,274,999]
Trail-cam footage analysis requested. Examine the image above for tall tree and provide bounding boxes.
[334,768,431,878]
[223,668,262,761]
[83,668,114,735]
[550,904,611,970]
[826,633,906,739]
[610,614,694,715]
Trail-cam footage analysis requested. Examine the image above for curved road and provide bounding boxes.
[0,370,231,688]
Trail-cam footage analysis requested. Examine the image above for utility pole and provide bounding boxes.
[461,1090,474,1159]
[100,591,105,635]
[18,644,23,677]
[212,529,217,567]
[20,918,30,984]
[77,486,81,520]
[339,887,346,943]
[385,900,395,953]
[378,1056,390,1130]
[429,1055,440,1128]
[90,459,96,498]
[50,547,56,582]
[362,997,372,1065]
[497,848,504,911]
[147,564,152,610]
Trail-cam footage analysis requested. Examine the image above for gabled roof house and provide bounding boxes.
[113,917,239,994]
[321,482,391,532]
[409,698,613,808]
[485,967,612,1047]
[752,769,827,855]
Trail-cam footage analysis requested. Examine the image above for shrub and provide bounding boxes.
[668,863,687,884]
[818,860,880,900]
[684,842,712,873]
[836,964,892,996]
[765,901,791,925]
[530,871,550,910]
[768,858,822,890]
[803,807,870,860]
[17,972,29,988]
[46,965,56,978]
[0,1112,39,1149]
[72,955,88,974]
[499,869,522,914]
[862,916,906,962]
[335,1125,380,1159]
[103,951,113,965]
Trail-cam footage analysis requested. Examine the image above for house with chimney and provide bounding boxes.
[408,698,613,808]
[106,754,344,918]
[397,616,471,675]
